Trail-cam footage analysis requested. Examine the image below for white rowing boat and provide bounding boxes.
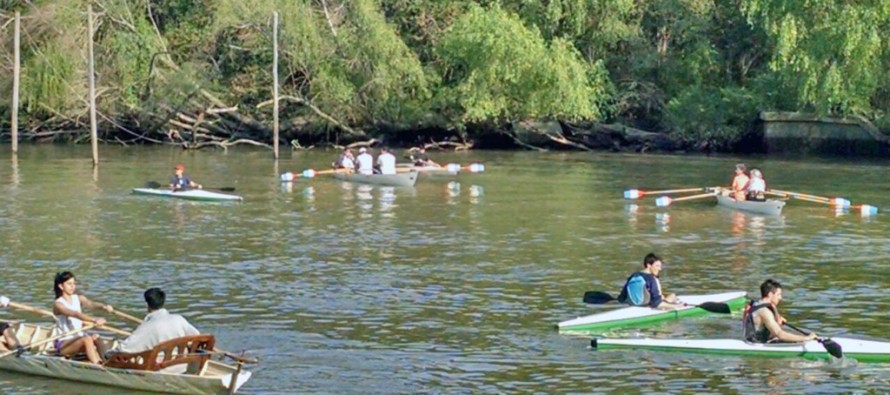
[132,188,243,202]
[591,336,890,363]
[716,194,784,215]
[333,171,419,187]
[0,323,252,394]
[557,291,747,334]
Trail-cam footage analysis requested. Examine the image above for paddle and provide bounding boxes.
[144,181,235,192]
[106,306,256,364]
[655,192,718,207]
[4,299,131,337]
[581,291,732,314]
[849,204,879,216]
[279,168,350,182]
[624,187,707,199]
[396,163,485,174]
[768,189,850,207]
[0,322,99,359]
[785,322,843,359]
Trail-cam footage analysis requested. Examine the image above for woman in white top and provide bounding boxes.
[53,271,114,364]
[746,169,767,201]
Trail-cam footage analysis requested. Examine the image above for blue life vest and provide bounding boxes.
[624,274,650,306]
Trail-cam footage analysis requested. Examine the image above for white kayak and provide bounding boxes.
[557,291,747,334]
[591,336,890,363]
[132,188,243,202]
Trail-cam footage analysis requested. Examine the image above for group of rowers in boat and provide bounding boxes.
[619,253,818,344]
[727,163,768,201]
[332,146,439,175]
[0,271,201,364]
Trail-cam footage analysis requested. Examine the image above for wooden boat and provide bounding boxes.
[716,194,784,216]
[557,291,747,335]
[0,323,252,394]
[591,336,890,363]
[132,188,243,202]
[333,171,419,187]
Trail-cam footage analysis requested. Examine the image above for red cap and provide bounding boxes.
[174,164,185,171]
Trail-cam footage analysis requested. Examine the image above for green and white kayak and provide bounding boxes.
[557,291,747,335]
[591,336,890,363]
[132,188,243,202]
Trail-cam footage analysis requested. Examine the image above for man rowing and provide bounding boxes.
[729,163,750,201]
[743,279,817,343]
[617,253,683,310]
[108,288,199,355]
[409,146,439,167]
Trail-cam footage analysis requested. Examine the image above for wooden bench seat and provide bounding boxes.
[104,335,215,372]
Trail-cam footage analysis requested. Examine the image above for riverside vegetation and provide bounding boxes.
[0,0,889,152]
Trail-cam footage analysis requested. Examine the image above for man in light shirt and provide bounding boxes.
[377,147,397,175]
[109,288,199,354]
[356,147,374,175]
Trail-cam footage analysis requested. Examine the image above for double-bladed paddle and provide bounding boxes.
[144,181,235,192]
[582,291,732,314]
[785,322,844,359]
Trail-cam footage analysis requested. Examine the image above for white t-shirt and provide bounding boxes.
[341,156,355,170]
[356,153,374,175]
[54,295,84,341]
[377,152,396,175]
[747,178,766,193]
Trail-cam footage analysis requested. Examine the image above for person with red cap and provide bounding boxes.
[169,165,202,191]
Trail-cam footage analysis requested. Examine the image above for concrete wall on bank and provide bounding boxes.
[760,112,890,156]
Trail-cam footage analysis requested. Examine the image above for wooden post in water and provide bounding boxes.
[11,11,21,154]
[272,11,280,159]
[87,5,99,166]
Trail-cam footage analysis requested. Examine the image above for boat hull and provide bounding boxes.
[557,291,747,334]
[592,336,890,363]
[333,171,419,187]
[716,194,784,215]
[1,323,251,394]
[132,188,243,202]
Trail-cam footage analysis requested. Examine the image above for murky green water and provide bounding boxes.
[0,146,888,394]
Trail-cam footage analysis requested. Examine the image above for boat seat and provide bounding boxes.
[104,335,215,372]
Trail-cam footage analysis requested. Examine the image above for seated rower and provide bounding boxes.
[730,163,750,201]
[617,253,683,310]
[409,146,439,167]
[53,271,114,365]
[377,147,397,175]
[333,148,355,171]
[108,288,199,355]
[746,169,766,201]
[743,279,817,343]
[0,296,25,355]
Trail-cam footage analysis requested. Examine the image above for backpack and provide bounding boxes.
[625,274,650,306]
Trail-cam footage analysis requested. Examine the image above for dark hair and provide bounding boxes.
[144,288,166,310]
[643,253,661,268]
[760,279,782,297]
[53,271,75,299]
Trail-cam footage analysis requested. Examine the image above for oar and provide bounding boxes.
[5,299,130,337]
[144,181,235,192]
[581,291,731,314]
[107,307,256,364]
[279,168,350,182]
[768,189,850,207]
[655,192,718,207]
[396,163,486,174]
[848,203,879,216]
[0,322,99,359]
[785,323,843,359]
[624,187,707,199]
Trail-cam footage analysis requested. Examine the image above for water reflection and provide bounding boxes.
[656,212,670,232]
[469,185,484,205]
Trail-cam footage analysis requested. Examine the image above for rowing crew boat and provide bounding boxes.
[557,291,747,334]
[0,323,252,394]
[715,194,785,216]
[333,171,419,187]
[591,336,890,363]
[132,188,243,202]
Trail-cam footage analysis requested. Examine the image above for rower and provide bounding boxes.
[409,146,439,167]
[730,163,749,201]
[107,288,200,355]
[355,148,374,175]
[742,279,817,343]
[377,147,397,175]
[0,296,25,356]
[746,169,766,201]
[616,253,683,310]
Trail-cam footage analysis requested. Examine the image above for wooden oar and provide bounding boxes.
[785,323,843,359]
[5,300,131,337]
[0,322,99,359]
[655,192,718,207]
[396,163,485,174]
[624,187,706,199]
[279,168,350,182]
[581,291,731,314]
[107,308,256,364]
[768,189,850,207]
[145,181,235,192]
[849,204,879,216]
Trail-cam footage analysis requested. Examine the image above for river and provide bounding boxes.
[0,146,888,394]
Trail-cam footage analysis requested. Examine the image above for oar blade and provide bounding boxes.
[820,338,844,359]
[655,196,672,207]
[583,291,616,304]
[624,189,643,199]
[215,187,237,192]
[695,302,732,314]
[145,181,162,189]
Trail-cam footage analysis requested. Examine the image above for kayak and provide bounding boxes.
[557,291,747,334]
[333,171,419,187]
[716,194,785,216]
[132,188,243,202]
[591,336,890,363]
